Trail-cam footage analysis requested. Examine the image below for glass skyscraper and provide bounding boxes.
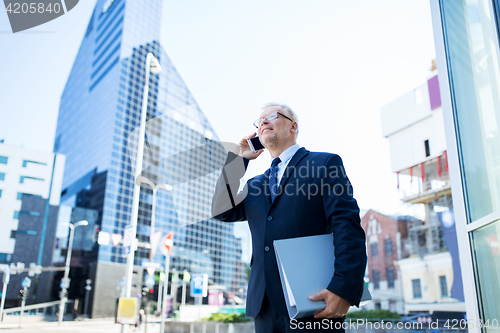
[54,0,246,317]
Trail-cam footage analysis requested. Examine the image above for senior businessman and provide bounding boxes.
[211,103,366,333]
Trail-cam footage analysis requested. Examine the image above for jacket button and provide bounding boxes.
[264,246,270,252]
[267,216,273,221]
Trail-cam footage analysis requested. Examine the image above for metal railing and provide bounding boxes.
[2,299,74,318]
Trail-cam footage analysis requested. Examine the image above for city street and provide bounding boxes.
[1,0,497,330]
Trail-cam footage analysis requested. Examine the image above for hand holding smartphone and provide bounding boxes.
[247,136,265,152]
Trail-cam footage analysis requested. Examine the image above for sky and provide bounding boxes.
[0,0,437,260]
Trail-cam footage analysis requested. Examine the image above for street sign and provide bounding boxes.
[171,272,179,284]
[98,231,110,246]
[60,277,70,289]
[21,277,31,288]
[0,264,9,283]
[160,232,174,256]
[28,263,42,277]
[149,230,162,258]
[190,274,208,297]
[123,226,134,255]
[2,272,9,284]
[118,277,125,288]
[111,233,122,247]
[183,270,191,283]
[164,295,173,315]
[141,261,160,276]
[9,262,24,275]
[141,261,161,268]
[117,297,138,325]
[145,274,155,287]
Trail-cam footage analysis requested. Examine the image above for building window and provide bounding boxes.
[0,253,12,263]
[387,267,395,289]
[0,189,2,198]
[22,160,47,167]
[373,270,380,290]
[22,211,40,216]
[14,211,40,218]
[0,173,4,181]
[19,176,44,183]
[384,239,393,255]
[10,231,16,239]
[17,192,41,200]
[439,275,448,297]
[15,230,37,236]
[412,279,422,299]
[0,156,7,164]
[424,140,430,157]
[370,243,378,257]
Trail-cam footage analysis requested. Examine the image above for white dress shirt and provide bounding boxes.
[274,144,301,184]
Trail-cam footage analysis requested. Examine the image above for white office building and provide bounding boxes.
[0,143,65,259]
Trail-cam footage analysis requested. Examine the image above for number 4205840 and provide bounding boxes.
[5,2,61,14]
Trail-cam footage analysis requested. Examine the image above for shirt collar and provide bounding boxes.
[277,144,301,165]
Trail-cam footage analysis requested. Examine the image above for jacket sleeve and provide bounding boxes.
[322,154,367,307]
[211,152,250,222]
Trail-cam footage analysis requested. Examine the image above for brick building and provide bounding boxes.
[361,210,409,313]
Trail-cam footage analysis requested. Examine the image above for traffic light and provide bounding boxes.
[18,289,25,301]
[141,287,149,298]
[91,225,100,242]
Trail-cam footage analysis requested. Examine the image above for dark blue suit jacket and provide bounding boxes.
[212,147,366,317]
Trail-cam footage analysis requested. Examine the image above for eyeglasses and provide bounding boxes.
[253,112,293,128]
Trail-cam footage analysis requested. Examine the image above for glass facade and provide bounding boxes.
[470,221,500,326]
[441,0,500,222]
[54,0,246,299]
[438,0,500,328]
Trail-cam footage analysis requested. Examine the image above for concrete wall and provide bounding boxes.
[380,76,447,173]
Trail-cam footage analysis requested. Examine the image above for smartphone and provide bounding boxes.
[247,136,265,152]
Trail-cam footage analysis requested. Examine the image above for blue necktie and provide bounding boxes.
[269,157,281,203]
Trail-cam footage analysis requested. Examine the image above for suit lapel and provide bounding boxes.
[259,169,272,206]
[271,147,309,206]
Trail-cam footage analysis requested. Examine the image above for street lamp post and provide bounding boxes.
[122,53,161,333]
[84,279,92,318]
[58,220,88,325]
[135,175,171,243]
[136,175,171,315]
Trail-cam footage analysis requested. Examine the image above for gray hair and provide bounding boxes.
[261,102,299,137]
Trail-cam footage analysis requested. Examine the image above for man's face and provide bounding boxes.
[257,106,294,147]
